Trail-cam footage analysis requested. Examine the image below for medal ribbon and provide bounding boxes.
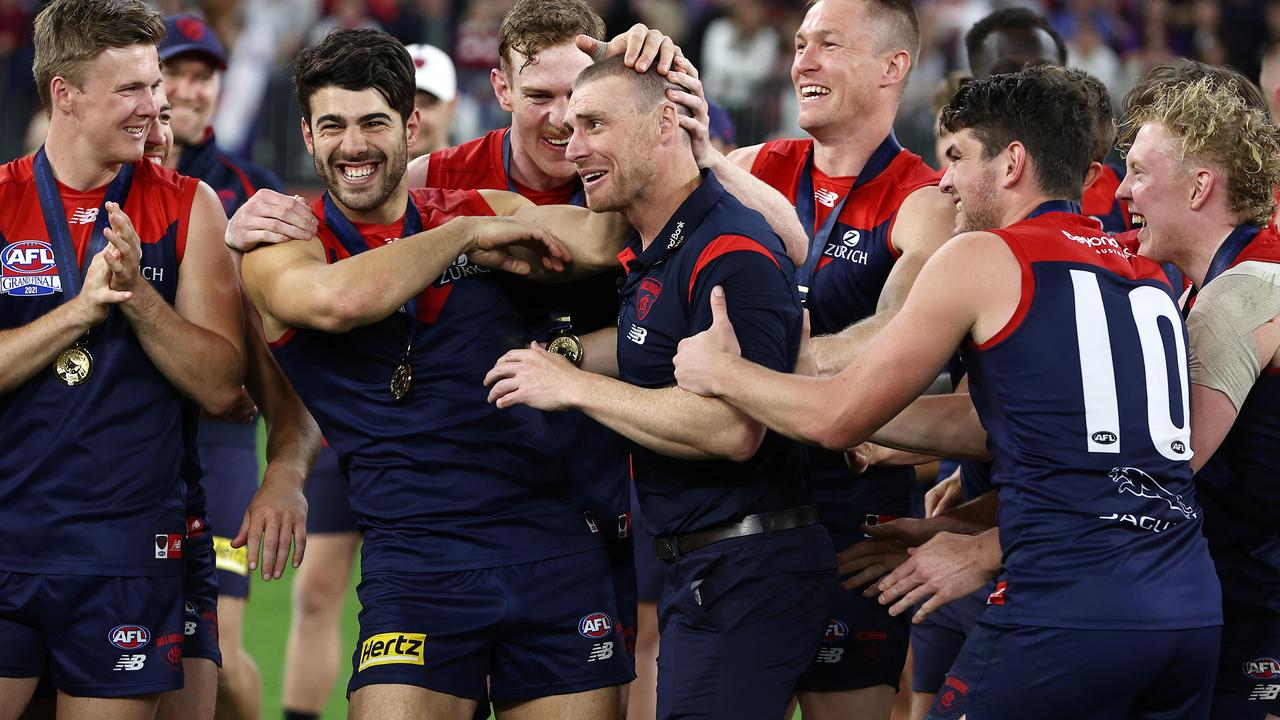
[1204,224,1261,287]
[32,146,135,301]
[793,150,854,304]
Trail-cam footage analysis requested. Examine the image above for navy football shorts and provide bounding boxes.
[0,572,185,697]
[604,532,638,660]
[347,545,634,704]
[202,442,258,599]
[928,620,1220,720]
[656,524,838,719]
[182,527,221,666]
[909,583,992,694]
[303,446,358,535]
[794,527,911,693]
[1210,616,1280,719]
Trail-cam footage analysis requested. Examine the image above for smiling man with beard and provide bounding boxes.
[235,28,640,720]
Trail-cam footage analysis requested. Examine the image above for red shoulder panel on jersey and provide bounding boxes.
[687,234,780,302]
[426,129,508,191]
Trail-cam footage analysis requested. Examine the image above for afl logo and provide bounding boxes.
[1091,431,1117,445]
[2,241,56,274]
[578,612,613,639]
[841,230,860,247]
[1244,657,1280,680]
[1171,440,1186,454]
[823,619,848,643]
[109,625,151,650]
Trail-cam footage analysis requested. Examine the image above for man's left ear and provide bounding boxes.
[406,108,421,147]
[883,50,911,89]
[1188,167,1215,211]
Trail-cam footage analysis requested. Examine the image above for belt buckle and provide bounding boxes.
[653,537,676,562]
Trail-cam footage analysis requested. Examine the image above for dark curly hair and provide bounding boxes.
[940,66,1092,201]
[293,28,415,123]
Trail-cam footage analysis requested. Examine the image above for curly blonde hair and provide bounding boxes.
[1121,74,1280,226]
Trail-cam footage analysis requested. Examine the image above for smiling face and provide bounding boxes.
[62,44,162,165]
[1116,122,1192,261]
[492,42,593,185]
[791,0,884,135]
[564,74,660,214]
[161,54,220,145]
[143,87,173,166]
[939,128,1003,234]
[301,86,418,215]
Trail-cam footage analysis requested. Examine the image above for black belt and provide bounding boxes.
[652,506,819,562]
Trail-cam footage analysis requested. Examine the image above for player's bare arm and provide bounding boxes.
[240,214,570,339]
[234,288,320,581]
[675,231,1017,451]
[0,248,131,393]
[1185,269,1280,471]
[478,189,630,278]
[104,185,246,415]
[867,392,991,461]
[484,346,765,462]
[665,61,810,267]
[809,185,957,375]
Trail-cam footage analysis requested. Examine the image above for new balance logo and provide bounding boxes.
[815,647,844,664]
[113,654,146,671]
[587,642,614,662]
[626,325,647,345]
[815,188,840,207]
[70,207,99,225]
[1250,684,1280,701]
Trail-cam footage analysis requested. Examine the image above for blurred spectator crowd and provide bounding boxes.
[2,0,1278,182]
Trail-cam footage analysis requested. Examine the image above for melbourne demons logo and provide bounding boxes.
[1,240,62,296]
[636,278,663,320]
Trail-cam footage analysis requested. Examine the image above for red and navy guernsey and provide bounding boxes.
[0,152,196,576]
[269,187,598,574]
[616,169,807,536]
[963,202,1221,630]
[751,134,939,545]
[1188,224,1280,623]
[427,127,631,540]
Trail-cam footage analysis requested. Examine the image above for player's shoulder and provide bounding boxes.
[885,147,942,193]
[1236,225,1280,267]
[748,137,811,172]
[135,158,197,196]
[408,186,491,223]
[429,129,503,172]
[0,154,34,194]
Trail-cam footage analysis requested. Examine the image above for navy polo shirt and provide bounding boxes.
[615,169,809,537]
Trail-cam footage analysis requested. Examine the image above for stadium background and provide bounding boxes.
[3,0,1277,717]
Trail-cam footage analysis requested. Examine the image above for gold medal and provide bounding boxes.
[390,361,412,401]
[547,334,584,367]
[54,345,93,386]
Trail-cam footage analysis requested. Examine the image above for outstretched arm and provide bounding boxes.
[241,214,570,338]
[674,232,1015,450]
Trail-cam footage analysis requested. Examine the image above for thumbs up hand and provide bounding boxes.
[675,285,741,397]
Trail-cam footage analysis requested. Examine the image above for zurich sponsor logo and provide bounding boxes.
[109,624,151,650]
[822,619,848,643]
[841,230,860,247]
[578,612,613,639]
[1244,658,1280,680]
